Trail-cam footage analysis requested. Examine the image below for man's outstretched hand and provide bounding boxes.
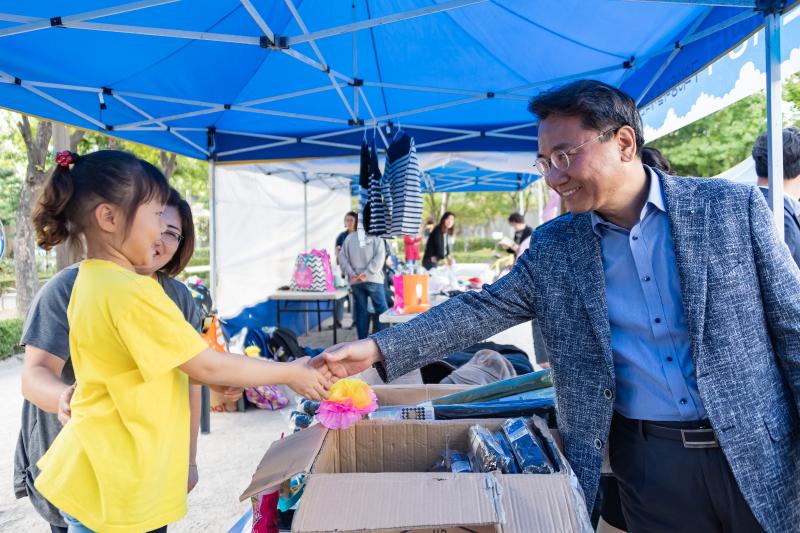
[311,338,384,380]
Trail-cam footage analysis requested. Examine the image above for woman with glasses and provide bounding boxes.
[13,171,211,533]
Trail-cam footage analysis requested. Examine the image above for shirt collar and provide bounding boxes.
[591,165,665,235]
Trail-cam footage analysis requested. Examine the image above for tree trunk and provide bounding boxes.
[15,117,52,317]
[440,192,450,218]
[425,192,439,223]
[159,151,178,180]
[53,126,86,271]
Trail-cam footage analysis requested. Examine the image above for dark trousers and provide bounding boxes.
[609,413,763,533]
[351,282,387,340]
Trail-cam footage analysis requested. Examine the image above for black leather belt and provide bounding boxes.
[615,413,720,449]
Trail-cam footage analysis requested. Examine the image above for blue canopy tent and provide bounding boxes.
[0,1,790,160]
[1,0,795,432]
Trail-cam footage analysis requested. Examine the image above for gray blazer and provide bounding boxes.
[372,171,800,532]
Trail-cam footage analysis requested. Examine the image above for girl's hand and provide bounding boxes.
[58,383,76,425]
[285,357,332,401]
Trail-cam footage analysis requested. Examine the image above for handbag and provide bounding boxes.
[289,249,335,292]
[392,273,429,314]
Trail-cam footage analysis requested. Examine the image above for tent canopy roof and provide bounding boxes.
[0,1,793,163]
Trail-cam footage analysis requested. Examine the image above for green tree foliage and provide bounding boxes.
[651,74,800,177]
[77,132,209,205]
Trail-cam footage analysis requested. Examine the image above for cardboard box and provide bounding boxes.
[241,417,590,533]
[372,383,473,406]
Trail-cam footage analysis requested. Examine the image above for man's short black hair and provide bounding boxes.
[752,127,800,180]
[528,79,645,155]
[508,212,525,224]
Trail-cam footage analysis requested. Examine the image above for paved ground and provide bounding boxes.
[1,310,534,532]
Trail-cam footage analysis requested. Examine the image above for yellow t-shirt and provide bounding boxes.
[36,259,209,533]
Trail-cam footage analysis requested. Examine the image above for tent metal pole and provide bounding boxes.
[21,83,106,129]
[417,133,482,149]
[286,0,488,46]
[638,10,757,64]
[635,10,712,104]
[239,0,275,41]
[113,93,210,155]
[216,129,295,141]
[503,64,624,95]
[209,161,219,303]
[374,96,485,122]
[363,81,528,101]
[518,189,524,213]
[303,175,309,252]
[284,0,358,122]
[216,139,297,158]
[0,0,177,38]
[619,1,755,6]
[357,88,390,148]
[765,9,784,238]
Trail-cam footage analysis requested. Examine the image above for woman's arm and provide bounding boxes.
[21,346,69,414]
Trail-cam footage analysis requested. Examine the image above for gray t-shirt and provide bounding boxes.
[13,264,202,526]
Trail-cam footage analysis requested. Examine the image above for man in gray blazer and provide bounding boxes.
[318,80,800,533]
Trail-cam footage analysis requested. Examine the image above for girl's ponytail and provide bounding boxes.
[33,151,78,249]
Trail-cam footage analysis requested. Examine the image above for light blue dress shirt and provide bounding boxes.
[590,167,706,421]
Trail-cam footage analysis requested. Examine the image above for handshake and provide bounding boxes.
[279,339,386,401]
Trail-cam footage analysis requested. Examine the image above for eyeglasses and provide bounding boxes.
[534,127,618,177]
[161,229,183,245]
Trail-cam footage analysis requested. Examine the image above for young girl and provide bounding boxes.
[31,150,331,533]
[15,178,214,533]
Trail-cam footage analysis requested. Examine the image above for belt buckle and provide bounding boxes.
[680,428,718,449]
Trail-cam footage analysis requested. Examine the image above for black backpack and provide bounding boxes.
[268,327,304,362]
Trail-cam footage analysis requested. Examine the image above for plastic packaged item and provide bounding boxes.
[300,399,321,416]
[431,369,553,406]
[529,415,563,473]
[494,431,520,474]
[449,451,473,473]
[290,411,313,432]
[367,404,434,420]
[501,417,554,474]
[469,424,513,473]
[431,399,555,421]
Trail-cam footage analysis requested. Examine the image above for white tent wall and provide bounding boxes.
[214,164,351,318]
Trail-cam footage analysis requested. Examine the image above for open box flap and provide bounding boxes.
[239,423,328,501]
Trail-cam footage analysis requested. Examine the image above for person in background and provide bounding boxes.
[752,127,800,268]
[339,231,387,340]
[333,211,357,329]
[422,211,456,270]
[502,212,533,255]
[423,217,435,239]
[641,146,673,174]
[403,232,422,266]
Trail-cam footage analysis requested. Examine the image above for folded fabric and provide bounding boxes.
[440,349,516,385]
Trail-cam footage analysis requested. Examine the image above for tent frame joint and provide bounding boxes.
[348,78,363,87]
[104,124,114,131]
[623,56,635,69]
[259,34,289,49]
[50,16,62,27]
[755,0,786,15]
[348,118,364,126]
